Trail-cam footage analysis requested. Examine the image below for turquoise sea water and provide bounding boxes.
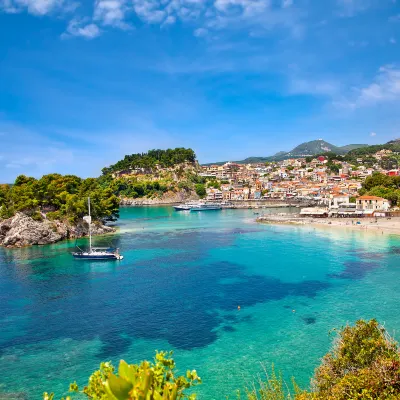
[1,206,400,399]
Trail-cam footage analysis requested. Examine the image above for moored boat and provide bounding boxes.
[190,202,222,211]
[72,198,123,260]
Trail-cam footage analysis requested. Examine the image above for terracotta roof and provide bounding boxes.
[357,196,387,201]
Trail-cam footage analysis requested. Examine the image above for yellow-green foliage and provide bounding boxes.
[244,320,400,400]
[306,319,400,399]
[44,351,201,400]
[43,321,400,400]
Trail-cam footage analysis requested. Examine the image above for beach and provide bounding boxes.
[257,214,400,235]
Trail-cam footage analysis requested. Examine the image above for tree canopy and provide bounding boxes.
[102,148,196,175]
[0,174,119,222]
[359,172,400,205]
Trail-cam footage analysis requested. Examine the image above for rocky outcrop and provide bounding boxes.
[120,190,199,206]
[0,213,115,248]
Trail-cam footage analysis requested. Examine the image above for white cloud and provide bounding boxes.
[62,18,101,38]
[1,0,302,39]
[370,131,377,136]
[214,0,270,16]
[94,0,130,28]
[194,27,208,37]
[340,65,400,109]
[0,0,63,15]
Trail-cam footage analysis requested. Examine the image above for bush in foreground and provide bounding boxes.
[44,320,400,400]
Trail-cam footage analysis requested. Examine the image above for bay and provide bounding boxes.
[1,206,400,399]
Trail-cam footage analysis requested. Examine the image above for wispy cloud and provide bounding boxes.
[1,0,304,39]
[94,0,131,28]
[370,131,377,136]
[336,0,370,16]
[0,0,65,15]
[338,65,400,109]
[288,78,341,97]
[62,18,101,38]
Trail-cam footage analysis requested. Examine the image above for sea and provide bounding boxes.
[1,206,400,399]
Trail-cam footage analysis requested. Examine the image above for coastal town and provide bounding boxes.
[199,148,398,218]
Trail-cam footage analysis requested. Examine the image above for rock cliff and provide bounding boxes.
[120,190,199,206]
[0,213,115,248]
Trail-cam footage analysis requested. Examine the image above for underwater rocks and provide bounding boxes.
[0,213,114,248]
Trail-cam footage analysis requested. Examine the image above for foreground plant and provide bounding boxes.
[243,320,400,400]
[43,320,400,400]
[44,351,201,400]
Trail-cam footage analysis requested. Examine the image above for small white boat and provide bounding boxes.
[190,202,222,211]
[72,198,123,261]
[173,201,202,211]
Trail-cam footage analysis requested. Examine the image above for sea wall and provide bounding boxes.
[0,213,115,248]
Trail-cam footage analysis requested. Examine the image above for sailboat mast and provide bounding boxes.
[88,197,92,252]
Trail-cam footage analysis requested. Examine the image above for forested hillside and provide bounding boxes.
[0,174,119,222]
[102,148,196,175]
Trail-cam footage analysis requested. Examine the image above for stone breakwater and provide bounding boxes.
[0,213,115,248]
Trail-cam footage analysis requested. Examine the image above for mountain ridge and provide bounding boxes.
[202,140,369,165]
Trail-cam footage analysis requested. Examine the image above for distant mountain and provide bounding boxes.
[387,139,400,145]
[339,144,369,152]
[202,140,369,165]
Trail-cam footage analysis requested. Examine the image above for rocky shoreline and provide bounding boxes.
[0,213,115,248]
[120,190,199,206]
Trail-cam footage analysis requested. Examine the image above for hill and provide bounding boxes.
[202,140,368,165]
[102,148,197,175]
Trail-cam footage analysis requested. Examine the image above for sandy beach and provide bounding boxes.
[257,214,400,236]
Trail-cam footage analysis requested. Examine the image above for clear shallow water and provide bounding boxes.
[1,207,400,399]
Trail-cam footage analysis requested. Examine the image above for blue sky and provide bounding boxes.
[0,0,400,181]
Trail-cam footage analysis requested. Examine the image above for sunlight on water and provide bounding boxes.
[1,206,400,399]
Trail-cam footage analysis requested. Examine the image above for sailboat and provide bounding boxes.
[72,197,123,260]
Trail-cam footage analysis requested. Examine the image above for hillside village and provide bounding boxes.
[200,148,399,217]
[103,143,400,218]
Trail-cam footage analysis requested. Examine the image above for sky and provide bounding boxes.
[0,0,400,181]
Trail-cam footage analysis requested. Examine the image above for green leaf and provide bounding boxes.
[118,360,136,384]
[106,373,133,400]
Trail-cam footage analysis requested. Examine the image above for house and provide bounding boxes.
[300,207,329,218]
[329,194,350,209]
[356,196,391,212]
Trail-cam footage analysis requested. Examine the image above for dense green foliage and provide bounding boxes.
[0,174,119,222]
[44,351,201,400]
[244,319,400,400]
[194,184,206,198]
[43,320,400,400]
[105,177,173,199]
[359,172,400,205]
[102,148,196,175]
[301,319,400,399]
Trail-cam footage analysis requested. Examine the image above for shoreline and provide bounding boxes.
[257,214,400,236]
[121,202,305,209]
